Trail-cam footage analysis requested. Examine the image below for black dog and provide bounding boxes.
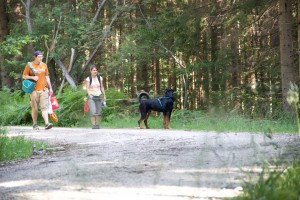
[138,89,175,129]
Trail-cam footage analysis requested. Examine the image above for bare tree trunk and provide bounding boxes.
[58,48,76,95]
[0,0,11,88]
[298,0,300,83]
[20,0,32,34]
[91,0,107,25]
[55,59,77,89]
[279,0,294,112]
[155,54,160,95]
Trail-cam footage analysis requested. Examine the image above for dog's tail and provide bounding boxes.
[138,92,150,103]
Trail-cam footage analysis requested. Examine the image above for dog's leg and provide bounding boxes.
[144,111,151,129]
[166,116,170,129]
[163,113,167,129]
[138,103,147,129]
[166,112,171,129]
[138,117,145,129]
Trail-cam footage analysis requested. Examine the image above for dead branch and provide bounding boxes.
[81,10,121,76]
[55,59,77,89]
[58,48,76,95]
[91,0,108,25]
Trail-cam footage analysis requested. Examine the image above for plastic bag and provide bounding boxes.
[50,94,60,110]
[48,96,58,122]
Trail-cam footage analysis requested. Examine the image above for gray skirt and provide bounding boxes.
[88,98,103,116]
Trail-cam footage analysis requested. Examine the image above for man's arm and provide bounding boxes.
[23,65,38,81]
[46,76,53,94]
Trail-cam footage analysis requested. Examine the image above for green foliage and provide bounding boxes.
[0,87,297,133]
[0,35,34,56]
[54,86,87,127]
[101,88,132,119]
[0,127,47,161]
[0,88,32,125]
[233,162,300,200]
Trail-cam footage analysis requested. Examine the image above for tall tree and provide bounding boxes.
[0,0,10,88]
[298,0,300,82]
[279,0,295,112]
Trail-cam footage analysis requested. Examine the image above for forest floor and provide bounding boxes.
[0,126,299,200]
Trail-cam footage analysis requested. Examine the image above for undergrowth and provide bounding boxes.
[232,161,300,200]
[0,127,47,161]
[0,87,298,133]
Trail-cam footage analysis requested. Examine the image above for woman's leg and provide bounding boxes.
[88,99,97,127]
[95,100,102,127]
[91,116,96,125]
[96,116,101,126]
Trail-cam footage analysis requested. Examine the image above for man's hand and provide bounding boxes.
[32,76,39,81]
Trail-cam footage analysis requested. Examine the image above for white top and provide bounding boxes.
[86,76,103,96]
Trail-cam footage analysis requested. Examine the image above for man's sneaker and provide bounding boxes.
[45,123,53,130]
[33,124,39,130]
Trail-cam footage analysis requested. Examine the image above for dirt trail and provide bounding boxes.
[0,126,299,200]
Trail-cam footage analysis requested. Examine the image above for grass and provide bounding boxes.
[232,161,300,200]
[0,127,47,162]
[77,109,298,134]
[0,87,298,133]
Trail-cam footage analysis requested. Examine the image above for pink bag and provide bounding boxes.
[50,94,60,110]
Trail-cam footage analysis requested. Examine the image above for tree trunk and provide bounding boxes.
[20,0,32,34]
[279,0,294,112]
[298,0,300,83]
[55,59,77,89]
[210,25,220,107]
[0,0,11,88]
[155,56,160,95]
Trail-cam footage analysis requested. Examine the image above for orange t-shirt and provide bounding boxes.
[23,62,49,91]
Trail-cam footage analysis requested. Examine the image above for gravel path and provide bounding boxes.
[0,126,299,200]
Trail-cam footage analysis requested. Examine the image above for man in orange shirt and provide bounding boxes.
[23,51,53,130]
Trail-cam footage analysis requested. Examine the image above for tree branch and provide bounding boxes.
[91,0,107,25]
[58,48,76,95]
[55,59,77,89]
[81,10,121,76]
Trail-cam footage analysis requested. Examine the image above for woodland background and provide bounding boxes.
[0,0,299,119]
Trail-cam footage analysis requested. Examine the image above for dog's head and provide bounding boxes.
[164,89,175,100]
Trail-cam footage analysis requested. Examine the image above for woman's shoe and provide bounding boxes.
[92,125,100,129]
[33,124,39,130]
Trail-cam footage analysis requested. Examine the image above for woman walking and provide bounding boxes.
[85,65,106,129]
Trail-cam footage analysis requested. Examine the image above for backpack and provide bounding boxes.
[89,75,102,88]
[22,62,37,94]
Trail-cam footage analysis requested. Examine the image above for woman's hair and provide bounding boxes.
[90,64,97,71]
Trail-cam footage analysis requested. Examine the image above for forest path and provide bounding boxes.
[0,126,298,200]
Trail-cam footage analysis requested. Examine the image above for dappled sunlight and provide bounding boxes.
[80,161,114,165]
[14,185,242,200]
[0,179,56,188]
[171,166,265,174]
